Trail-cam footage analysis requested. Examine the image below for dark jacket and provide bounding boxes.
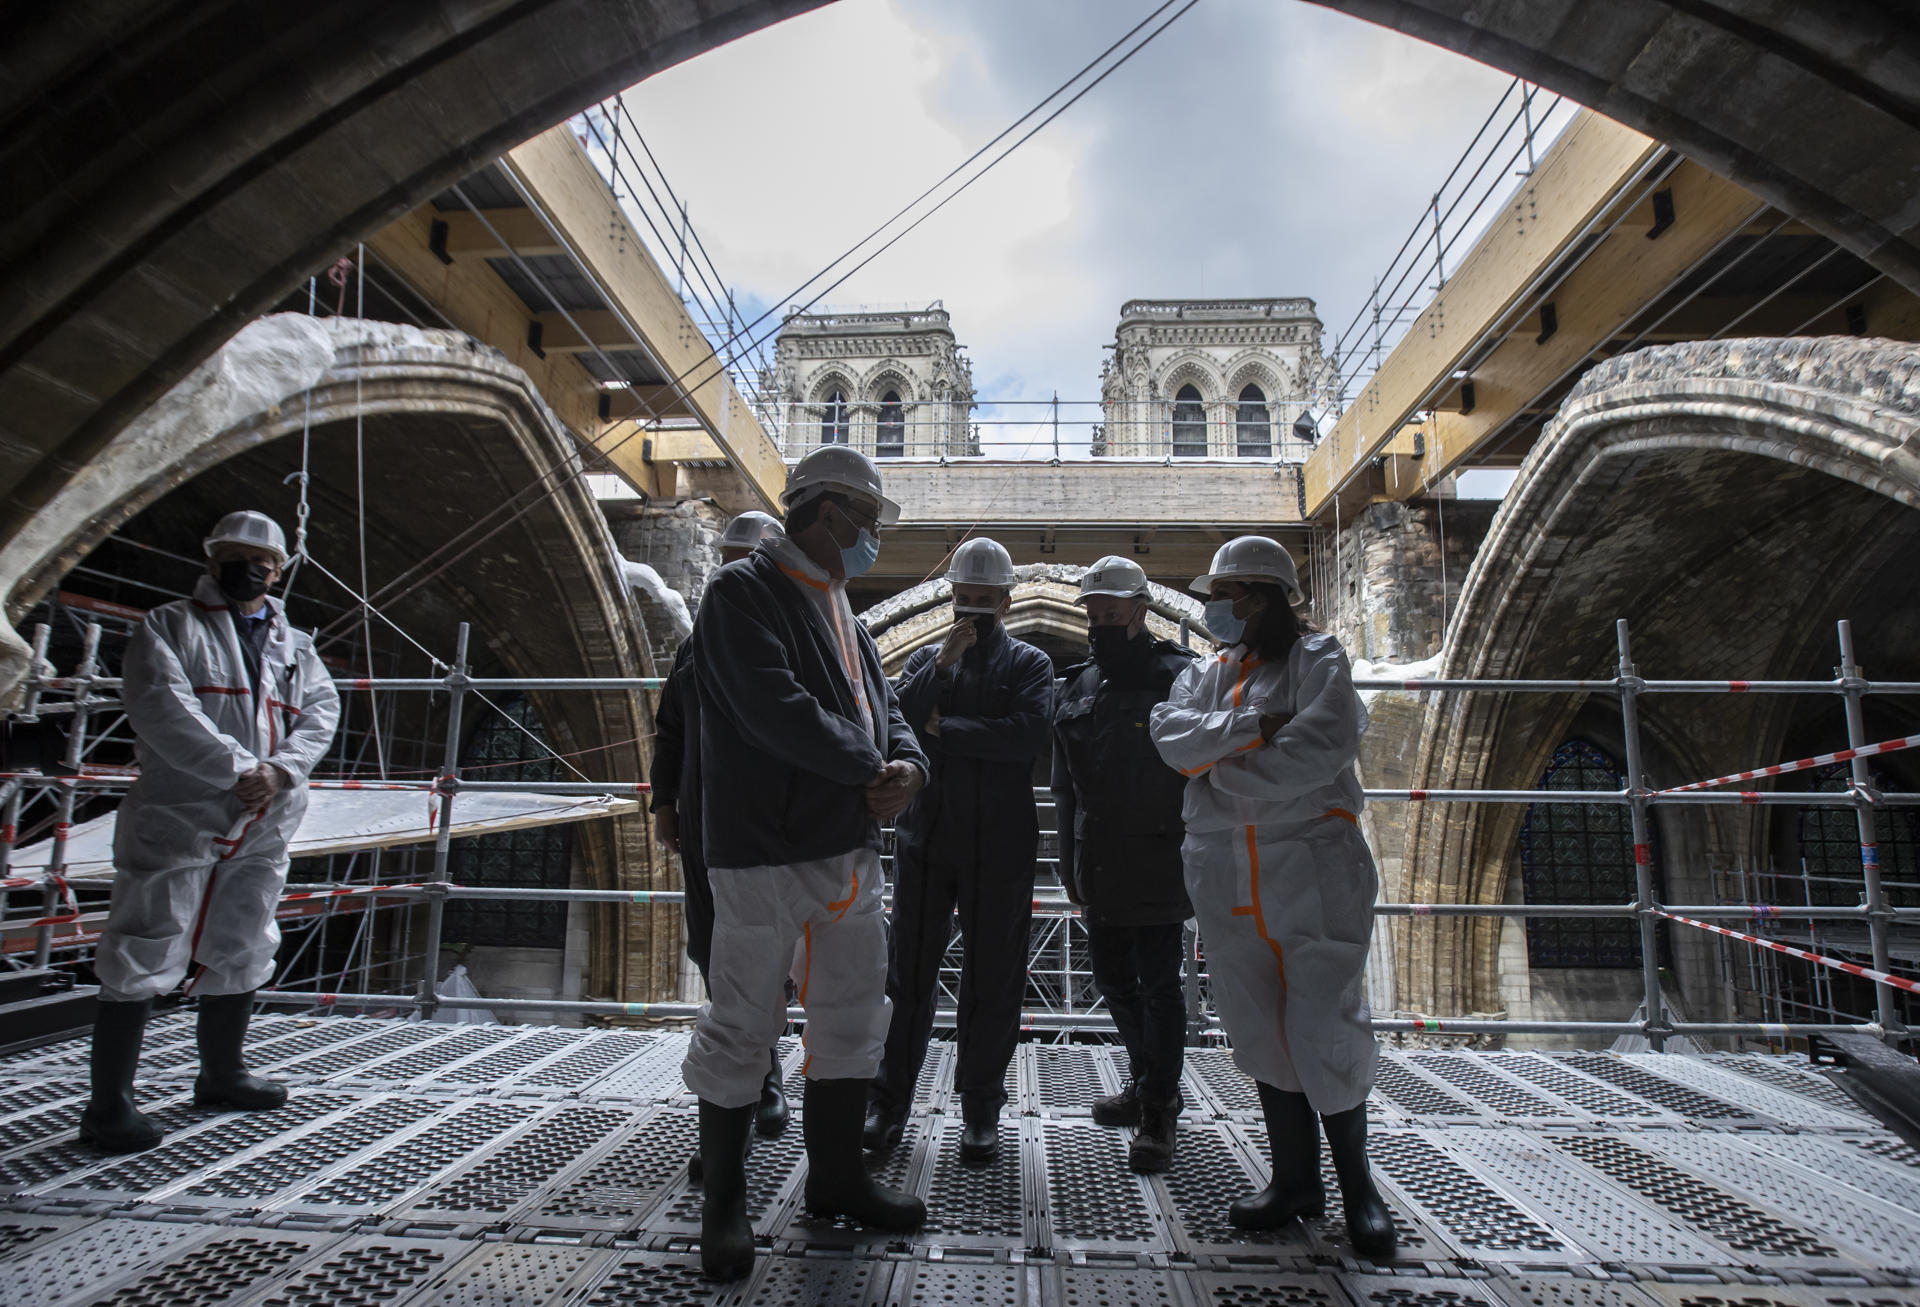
[1050,636,1197,926]
[693,549,927,870]
[893,624,1055,868]
[649,636,704,872]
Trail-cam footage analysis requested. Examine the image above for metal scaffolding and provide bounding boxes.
[5,617,1916,1049]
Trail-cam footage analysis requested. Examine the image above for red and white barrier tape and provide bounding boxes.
[1654,909,1920,995]
[23,874,80,929]
[1658,734,1920,794]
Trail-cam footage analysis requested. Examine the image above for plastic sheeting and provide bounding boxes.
[5,787,640,880]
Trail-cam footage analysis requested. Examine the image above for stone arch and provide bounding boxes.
[804,366,858,407]
[1391,336,1920,1027]
[861,562,1208,676]
[1221,353,1292,403]
[858,361,915,405]
[1155,352,1226,404]
[0,312,680,1005]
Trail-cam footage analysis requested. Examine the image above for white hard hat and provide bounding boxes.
[1190,535,1303,604]
[945,538,1016,588]
[720,511,784,550]
[781,445,901,525]
[203,510,289,566]
[1077,556,1148,603]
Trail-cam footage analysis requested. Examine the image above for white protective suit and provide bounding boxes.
[1148,632,1378,1114]
[96,575,341,1002]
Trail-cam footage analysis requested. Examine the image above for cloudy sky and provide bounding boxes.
[615,0,1576,468]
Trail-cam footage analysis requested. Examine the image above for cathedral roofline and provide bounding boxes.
[1117,298,1320,325]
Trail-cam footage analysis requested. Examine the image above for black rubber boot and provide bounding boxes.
[1091,1077,1142,1128]
[698,1099,757,1280]
[1322,1103,1396,1259]
[193,992,287,1110]
[78,999,164,1154]
[1128,1092,1180,1174]
[959,1103,998,1165]
[1230,1082,1325,1228]
[754,1052,790,1138]
[862,1099,907,1151]
[804,1079,925,1230]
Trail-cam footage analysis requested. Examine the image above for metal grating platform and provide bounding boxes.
[0,1020,1915,1306]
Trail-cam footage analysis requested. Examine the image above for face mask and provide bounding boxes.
[1088,624,1143,667]
[840,525,880,579]
[1205,598,1245,645]
[217,559,273,604]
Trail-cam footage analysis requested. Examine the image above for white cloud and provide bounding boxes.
[619,0,1578,453]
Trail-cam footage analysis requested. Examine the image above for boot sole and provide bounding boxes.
[1090,1110,1142,1128]
[193,1094,288,1111]
[76,1127,163,1155]
[803,1193,925,1232]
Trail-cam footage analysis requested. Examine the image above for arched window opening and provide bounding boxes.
[1519,739,1642,967]
[1795,764,1920,907]
[820,387,849,444]
[443,694,573,950]
[1171,384,1206,458]
[1235,384,1271,457]
[877,390,905,458]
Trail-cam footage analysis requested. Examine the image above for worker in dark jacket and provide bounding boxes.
[681,447,928,1282]
[864,537,1054,1165]
[1050,556,1197,1174]
[651,511,787,1165]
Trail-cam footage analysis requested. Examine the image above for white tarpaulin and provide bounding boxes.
[7,788,640,881]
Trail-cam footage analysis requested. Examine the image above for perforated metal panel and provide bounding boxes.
[916,1117,1026,1245]
[1548,1133,1836,1263]
[1642,1289,1920,1307]
[1483,1054,1665,1120]
[1701,1053,1873,1119]
[1622,1054,1866,1129]
[256,1235,464,1307]
[1185,1047,1262,1116]
[1438,1127,1722,1266]
[331,1025,514,1086]
[891,1260,1029,1306]
[1339,1275,1499,1306]
[57,1092,354,1198]
[288,1099,534,1214]
[1408,1054,1567,1120]
[1193,1272,1350,1306]
[421,1028,583,1087]
[1369,1131,1570,1259]
[1,1218,212,1307]
[1231,1120,1442,1258]
[1746,1133,1920,1215]
[655,1108,807,1239]
[407,1104,632,1219]
[176,1095,442,1205]
[579,1251,732,1306]
[0,1099,209,1190]
[593,1038,696,1102]
[787,1116,927,1247]
[1644,1133,1920,1264]
[1039,1120,1161,1250]
[517,1031,653,1092]
[271,1024,443,1080]
[1555,1055,1749,1121]
[528,1105,696,1232]
[1487,1275,1661,1307]
[1373,1056,1483,1119]
[405,1241,607,1307]
[75,1230,332,1307]
[1031,1046,1111,1113]
[1054,1266,1184,1307]
[0,1213,89,1261]
[1154,1121,1308,1256]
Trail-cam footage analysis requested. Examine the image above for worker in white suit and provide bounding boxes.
[1148,535,1394,1259]
[81,511,340,1154]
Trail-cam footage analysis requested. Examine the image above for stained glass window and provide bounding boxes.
[820,388,849,444]
[876,390,904,458]
[1235,384,1271,457]
[1795,764,1920,907]
[1171,384,1206,457]
[1519,739,1643,967]
[442,694,573,949]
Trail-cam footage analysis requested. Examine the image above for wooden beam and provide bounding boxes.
[531,309,637,354]
[435,208,564,258]
[1304,110,1663,517]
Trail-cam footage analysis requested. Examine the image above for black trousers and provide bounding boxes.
[1087,920,1187,1102]
[872,837,1034,1116]
[682,852,716,982]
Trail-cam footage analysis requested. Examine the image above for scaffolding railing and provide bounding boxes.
[5,617,1916,1048]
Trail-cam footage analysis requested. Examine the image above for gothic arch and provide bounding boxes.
[1221,353,1295,403]
[804,367,858,407]
[861,563,1208,675]
[1154,352,1226,404]
[1391,336,1920,1024]
[858,361,916,406]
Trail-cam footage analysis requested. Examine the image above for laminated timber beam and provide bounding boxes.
[881,461,1306,528]
[1304,110,1677,518]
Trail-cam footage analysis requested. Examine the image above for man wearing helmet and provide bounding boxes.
[80,511,340,1154]
[681,447,929,1281]
[1148,535,1394,1260]
[652,510,790,1158]
[863,536,1054,1165]
[1049,556,1198,1172]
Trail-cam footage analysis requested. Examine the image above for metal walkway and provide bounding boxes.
[1,1016,1916,1306]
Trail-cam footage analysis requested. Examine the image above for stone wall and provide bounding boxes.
[1322,498,1495,665]
[604,497,727,666]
